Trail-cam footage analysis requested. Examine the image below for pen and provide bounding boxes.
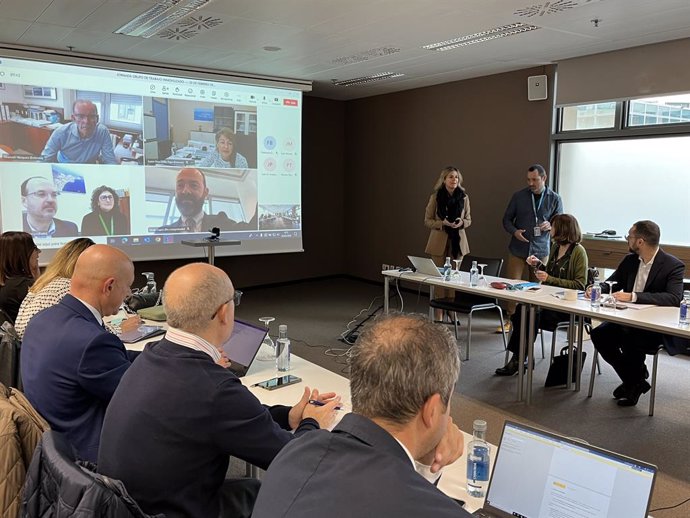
[308,399,342,410]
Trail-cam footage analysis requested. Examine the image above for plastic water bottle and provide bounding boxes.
[443,256,452,281]
[276,324,291,371]
[466,419,490,498]
[469,261,479,287]
[590,284,602,309]
[680,291,690,327]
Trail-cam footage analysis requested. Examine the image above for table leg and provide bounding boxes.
[576,316,585,391]
[517,305,527,402]
[384,277,390,314]
[566,313,575,390]
[429,285,435,320]
[526,305,536,405]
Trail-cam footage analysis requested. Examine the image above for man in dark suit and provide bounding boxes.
[20,245,136,462]
[252,314,468,518]
[98,263,339,518]
[155,168,255,233]
[21,176,78,237]
[590,220,684,407]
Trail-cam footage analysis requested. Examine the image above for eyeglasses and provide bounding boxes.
[73,114,98,121]
[211,290,242,320]
[625,234,643,242]
[26,191,60,200]
[99,194,115,201]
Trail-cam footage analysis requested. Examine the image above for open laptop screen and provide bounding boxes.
[484,421,656,518]
[221,319,267,377]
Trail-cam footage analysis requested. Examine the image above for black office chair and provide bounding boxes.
[430,255,508,361]
[587,344,663,416]
[21,431,164,517]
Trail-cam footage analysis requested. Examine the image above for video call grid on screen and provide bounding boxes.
[0,55,304,262]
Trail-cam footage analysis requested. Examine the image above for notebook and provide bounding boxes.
[472,421,657,518]
[222,319,268,377]
[118,325,165,344]
[407,255,444,277]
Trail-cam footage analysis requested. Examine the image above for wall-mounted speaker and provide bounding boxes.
[527,75,548,101]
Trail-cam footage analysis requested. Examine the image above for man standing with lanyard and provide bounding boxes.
[501,164,563,332]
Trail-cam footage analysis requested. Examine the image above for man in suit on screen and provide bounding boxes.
[156,168,255,233]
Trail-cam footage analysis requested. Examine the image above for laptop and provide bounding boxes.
[473,421,657,518]
[407,255,444,277]
[222,319,268,377]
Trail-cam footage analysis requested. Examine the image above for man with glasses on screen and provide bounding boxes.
[41,99,117,164]
[98,263,339,518]
[156,167,254,233]
[21,176,78,237]
[589,220,684,407]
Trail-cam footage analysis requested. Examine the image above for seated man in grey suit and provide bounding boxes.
[590,220,684,407]
[252,313,469,518]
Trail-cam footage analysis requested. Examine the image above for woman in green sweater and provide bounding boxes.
[496,213,588,376]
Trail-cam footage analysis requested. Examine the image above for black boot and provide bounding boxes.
[495,355,519,376]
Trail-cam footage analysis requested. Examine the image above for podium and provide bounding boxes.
[180,239,241,265]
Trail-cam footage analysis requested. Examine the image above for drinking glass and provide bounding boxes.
[256,316,276,361]
[453,259,462,282]
[478,263,488,288]
[602,281,618,309]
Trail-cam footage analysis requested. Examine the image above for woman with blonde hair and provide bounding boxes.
[424,166,472,321]
[15,238,141,339]
[15,237,94,338]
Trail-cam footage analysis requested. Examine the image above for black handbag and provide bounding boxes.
[545,346,587,387]
[125,292,161,312]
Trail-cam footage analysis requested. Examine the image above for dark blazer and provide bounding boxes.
[606,249,686,355]
[98,339,319,518]
[605,249,684,306]
[252,413,471,518]
[80,210,130,236]
[22,213,78,237]
[156,210,257,233]
[20,294,134,462]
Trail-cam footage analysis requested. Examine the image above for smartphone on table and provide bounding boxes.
[252,375,302,390]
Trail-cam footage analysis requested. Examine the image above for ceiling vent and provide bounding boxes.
[158,15,222,40]
[423,23,540,52]
[331,47,401,66]
[331,72,404,87]
[115,0,216,38]
[515,0,605,18]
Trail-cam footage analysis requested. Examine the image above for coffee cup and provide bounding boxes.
[564,289,578,301]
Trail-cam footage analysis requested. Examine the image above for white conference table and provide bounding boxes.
[123,324,490,512]
[383,269,690,404]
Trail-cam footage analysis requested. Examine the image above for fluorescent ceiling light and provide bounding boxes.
[115,0,214,38]
[422,23,540,51]
[332,72,404,87]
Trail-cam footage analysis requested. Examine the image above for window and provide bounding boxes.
[628,94,690,127]
[561,102,616,131]
[76,91,142,132]
[557,137,690,246]
[554,93,690,247]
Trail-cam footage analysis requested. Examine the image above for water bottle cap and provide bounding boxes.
[473,419,487,432]
[278,324,287,333]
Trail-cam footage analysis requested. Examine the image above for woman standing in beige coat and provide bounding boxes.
[424,166,471,320]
